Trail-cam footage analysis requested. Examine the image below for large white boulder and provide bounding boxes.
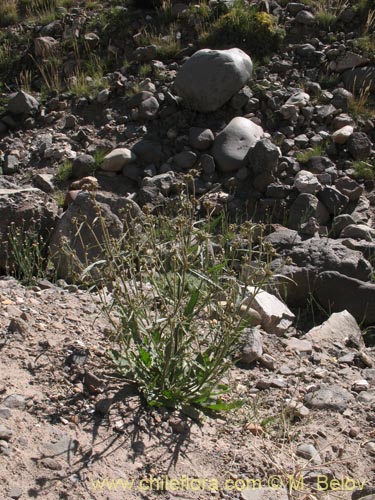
[173,48,253,112]
[212,117,263,172]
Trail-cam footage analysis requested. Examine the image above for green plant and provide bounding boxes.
[295,143,325,164]
[348,84,375,120]
[0,0,18,26]
[200,0,285,59]
[352,160,375,180]
[315,11,337,29]
[93,149,107,171]
[138,63,152,78]
[79,193,274,415]
[5,221,53,286]
[55,159,73,182]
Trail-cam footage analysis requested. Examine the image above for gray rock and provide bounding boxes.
[314,271,375,325]
[0,188,57,273]
[132,140,164,164]
[239,328,263,364]
[265,228,302,249]
[173,48,253,112]
[243,287,295,336]
[340,224,375,241]
[212,117,263,172]
[304,310,364,347]
[304,384,353,412]
[138,96,159,120]
[335,176,363,202]
[3,155,19,174]
[332,214,356,237]
[272,235,373,306]
[8,91,39,115]
[295,9,315,24]
[0,424,13,441]
[2,394,26,410]
[49,192,124,281]
[294,170,321,194]
[34,36,59,58]
[200,154,216,174]
[331,88,353,111]
[102,148,137,172]
[42,432,78,461]
[33,173,55,193]
[318,186,349,214]
[0,407,12,419]
[347,132,372,161]
[142,172,176,195]
[72,154,95,178]
[188,127,214,150]
[286,91,310,107]
[249,138,280,175]
[174,150,197,169]
[296,443,322,464]
[288,193,330,229]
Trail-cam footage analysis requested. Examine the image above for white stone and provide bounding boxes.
[102,148,137,172]
[285,91,310,108]
[294,170,322,194]
[332,125,354,144]
[212,117,263,172]
[243,287,295,336]
[304,310,363,347]
[174,48,253,112]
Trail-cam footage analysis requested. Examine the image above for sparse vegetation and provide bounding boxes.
[79,194,274,413]
[352,159,375,180]
[348,84,375,120]
[5,221,52,286]
[295,143,325,164]
[200,0,285,59]
[0,0,18,27]
[55,159,73,182]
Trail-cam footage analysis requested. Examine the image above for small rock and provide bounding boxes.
[102,148,137,172]
[332,125,354,144]
[239,328,263,364]
[189,127,214,150]
[296,443,322,464]
[8,91,39,115]
[1,394,26,410]
[0,424,13,441]
[304,384,353,412]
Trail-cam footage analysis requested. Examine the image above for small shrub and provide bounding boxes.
[200,1,285,59]
[315,11,337,29]
[0,0,18,27]
[5,221,52,286]
[348,85,375,120]
[79,194,275,415]
[93,149,107,171]
[352,160,375,180]
[55,159,73,182]
[295,143,325,164]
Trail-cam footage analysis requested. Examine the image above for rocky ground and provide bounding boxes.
[1,0,375,498]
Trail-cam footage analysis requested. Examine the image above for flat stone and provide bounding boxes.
[244,287,295,336]
[304,384,353,412]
